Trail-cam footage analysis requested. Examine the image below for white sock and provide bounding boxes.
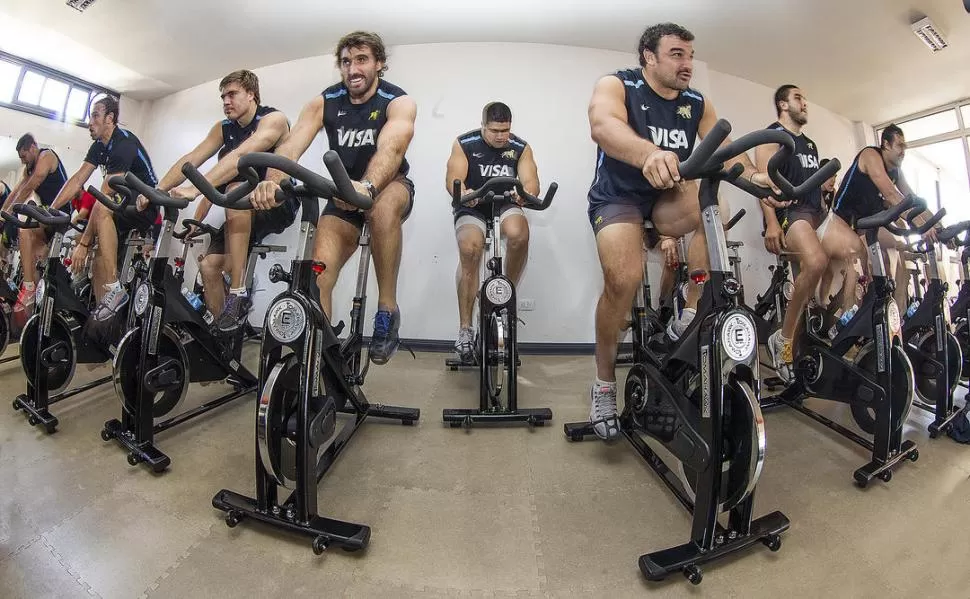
[106,280,121,292]
[230,287,247,297]
[24,282,35,291]
[594,377,617,390]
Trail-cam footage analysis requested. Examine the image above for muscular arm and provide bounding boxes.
[588,75,660,169]
[516,144,540,196]
[858,148,904,207]
[1,167,28,214]
[156,123,224,191]
[50,162,97,211]
[5,151,59,208]
[194,112,289,191]
[77,172,121,246]
[265,96,324,185]
[444,139,469,197]
[363,95,417,191]
[893,170,936,227]
[755,142,783,228]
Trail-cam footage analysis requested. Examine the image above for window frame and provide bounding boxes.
[0,50,118,127]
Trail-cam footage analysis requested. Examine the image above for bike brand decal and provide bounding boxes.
[721,312,756,362]
[875,323,885,373]
[701,345,711,418]
[149,305,162,355]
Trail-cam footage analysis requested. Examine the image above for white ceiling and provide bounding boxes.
[1,0,969,125]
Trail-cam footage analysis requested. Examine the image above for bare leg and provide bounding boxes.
[780,221,827,340]
[365,181,409,312]
[312,214,361,320]
[594,222,644,382]
[455,224,484,329]
[500,213,530,286]
[92,204,120,283]
[224,208,252,289]
[198,254,227,315]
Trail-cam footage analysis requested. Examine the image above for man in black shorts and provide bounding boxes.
[585,22,778,440]
[1,133,68,314]
[50,96,160,321]
[757,85,862,382]
[142,69,292,331]
[252,31,417,365]
[833,124,939,313]
[445,102,539,361]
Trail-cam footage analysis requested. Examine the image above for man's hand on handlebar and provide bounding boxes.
[658,236,678,267]
[70,243,88,275]
[764,222,785,255]
[251,180,282,211]
[641,150,682,189]
[460,189,479,208]
[170,186,199,202]
[750,171,789,209]
[922,227,939,244]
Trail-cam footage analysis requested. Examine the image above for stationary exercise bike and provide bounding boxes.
[948,229,970,380]
[566,121,827,584]
[8,194,149,433]
[187,151,420,552]
[442,177,557,428]
[761,196,943,486]
[901,220,970,437]
[94,173,270,472]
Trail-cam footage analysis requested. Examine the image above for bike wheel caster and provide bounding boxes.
[683,564,702,585]
[43,422,56,434]
[879,470,892,483]
[312,536,329,555]
[929,428,939,439]
[763,534,782,552]
[127,453,140,466]
[909,449,919,462]
[101,429,113,441]
[225,510,242,528]
[28,416,38,426]
[462,417,472,430]
[12,399,20,410]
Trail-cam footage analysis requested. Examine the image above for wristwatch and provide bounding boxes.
[360,179,377,200]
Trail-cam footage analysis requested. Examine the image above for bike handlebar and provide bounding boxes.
[0,210,38,229]
[452,177,558,211]
[937,220,970,243]
[121,173,190,210]
[856,196,919,232]
[12,203,71,227]
[724,208,746,232]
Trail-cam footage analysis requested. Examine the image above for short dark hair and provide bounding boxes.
[93,95,120,125]
[335,31,388,76]
[15,133,36,152]
[220,69,260,104]
[482,102,512,124]
[819,157,839,172]
[881,124,904,149]
[638,23,695,67]
[774,84,798,117]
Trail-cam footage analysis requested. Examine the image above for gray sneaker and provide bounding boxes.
[214,293,252,332]
[93,284,129,322]
[589,381,620,442]
[454,327,475,363]
[666,308,696,342]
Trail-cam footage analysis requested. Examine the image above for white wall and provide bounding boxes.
[139,42,868,344]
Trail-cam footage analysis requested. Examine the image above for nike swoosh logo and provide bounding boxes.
[641,104,649,111]
[337,110,347,117]
[472,153,484,158]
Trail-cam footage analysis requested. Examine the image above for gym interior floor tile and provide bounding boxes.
[2,348,969,598]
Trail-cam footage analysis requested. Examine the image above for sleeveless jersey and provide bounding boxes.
[27,148,68,206]
[458,129,527,192]
[217,105,281,186]
[84,127,157,187]
[765,121,821,220]
[588,68,705,207]
[833,147,898,224]
[322,79,410,180]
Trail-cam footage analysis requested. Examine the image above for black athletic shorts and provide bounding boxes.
[207,195,299,254]
[779,207,826,234]
[115,205,159,266]
[322,175,415,229]
[588,198,659,235]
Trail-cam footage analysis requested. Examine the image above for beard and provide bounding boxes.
[788,108,808,126]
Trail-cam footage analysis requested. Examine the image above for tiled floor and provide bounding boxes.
[2,345,969,598]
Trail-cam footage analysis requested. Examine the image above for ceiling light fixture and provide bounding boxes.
[911,16,948,52]
[66,0,98,12]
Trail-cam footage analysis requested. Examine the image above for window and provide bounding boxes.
[0,50,116,127]
[896,110,958,141]
[0,61,20,103]
[962,105,970,128]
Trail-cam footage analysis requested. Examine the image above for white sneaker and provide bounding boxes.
[666,308,696,341]
[768,329,793,383]
[454,327,475,362]
[589,381,620,442]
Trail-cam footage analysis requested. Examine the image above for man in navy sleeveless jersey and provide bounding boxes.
[445,102,540,361]
[141,69,292,330]
[833,124,940,313]
[757,85,862,382]
[585,23,779,441]
[252,31,417,365]
[1,133,68,314]
[50,96,159,321]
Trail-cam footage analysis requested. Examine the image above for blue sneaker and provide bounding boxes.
[369,308,400,365]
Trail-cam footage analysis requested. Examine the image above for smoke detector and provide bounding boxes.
[911,17,948,52]
[66,0,98,12]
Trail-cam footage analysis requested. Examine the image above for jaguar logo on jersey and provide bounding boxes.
[479,164,514,177]
[676,104,692,119]
[369,110,380,121]
[648,126,690,150]
[502,150,516,160]
[336,128,376,147]
[807,142,815,150]
[797,153,820,169]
